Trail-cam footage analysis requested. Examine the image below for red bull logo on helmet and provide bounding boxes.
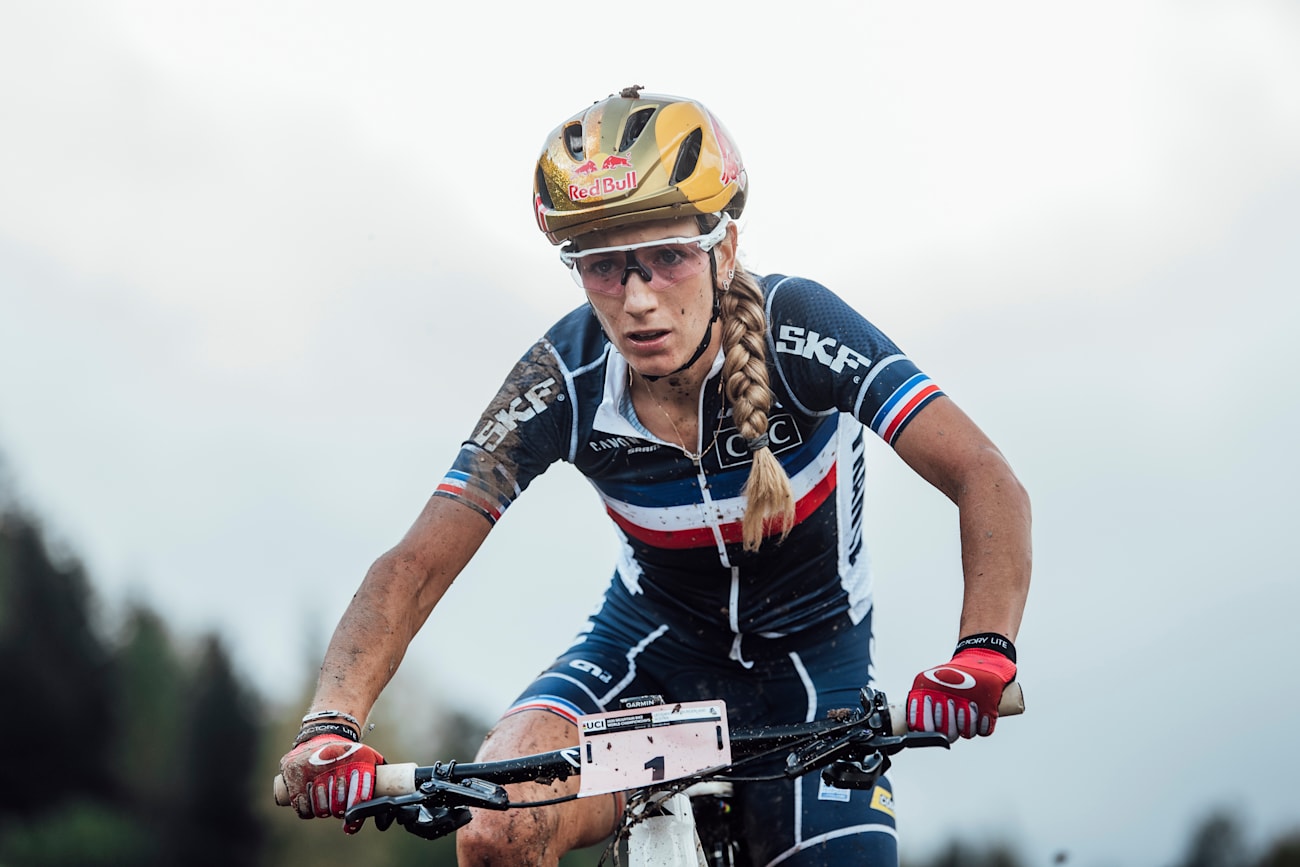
[569,154,639,201]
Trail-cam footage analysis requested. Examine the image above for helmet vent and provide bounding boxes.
[564,123,585,161]
[669,127,703,185]
[619,108,656,153]
[535,166,555,210]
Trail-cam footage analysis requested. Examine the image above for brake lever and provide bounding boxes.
[784,730,861,777]
[372,797,474,840]
[870,731,952,755]
[345,792,425,827]
[344,776,510,839]
[420,776,512,810]
[786,720,950,792]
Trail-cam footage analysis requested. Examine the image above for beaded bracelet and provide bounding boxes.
[301,709,363,729]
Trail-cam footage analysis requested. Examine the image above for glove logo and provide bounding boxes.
[922,666,976,690]
[308,741,366,766]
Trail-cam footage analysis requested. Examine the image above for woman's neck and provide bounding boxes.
[634,366,705,408]
[628,361,718,458]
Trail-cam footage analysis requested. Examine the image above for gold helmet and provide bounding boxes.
[533,86,748,245]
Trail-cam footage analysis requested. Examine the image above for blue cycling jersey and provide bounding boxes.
[434,274,943,641]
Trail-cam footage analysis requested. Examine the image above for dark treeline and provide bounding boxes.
[0,505,262,866]
[0,496,598,867]
[1,495,1297,866]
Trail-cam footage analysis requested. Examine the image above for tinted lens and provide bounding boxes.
[571,241,711,295]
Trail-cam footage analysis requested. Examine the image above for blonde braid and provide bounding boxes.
[720,267,796,551]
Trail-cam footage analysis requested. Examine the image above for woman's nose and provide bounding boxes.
[621,259,657,311]
[619,251,653,287]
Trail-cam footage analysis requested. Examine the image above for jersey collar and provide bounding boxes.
[593,347,726,440]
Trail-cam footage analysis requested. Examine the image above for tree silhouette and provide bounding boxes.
[0,509,115,813]
[177,634,265,865]
[1257,830,1300,867]
[1172,810,1252,867]
[0,500,267,865]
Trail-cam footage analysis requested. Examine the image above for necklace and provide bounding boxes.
[633,369,725,465]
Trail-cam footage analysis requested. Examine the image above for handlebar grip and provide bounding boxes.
[887,681,1025,736]
[272,762,420,807]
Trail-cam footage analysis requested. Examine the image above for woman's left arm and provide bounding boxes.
[893,394,1032,640]
[892,395,1031,739]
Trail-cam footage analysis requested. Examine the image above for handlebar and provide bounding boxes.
[890,678,1024,735]
[273,682,1024,810]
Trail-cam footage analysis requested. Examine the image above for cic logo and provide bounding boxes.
[716,414,803,468]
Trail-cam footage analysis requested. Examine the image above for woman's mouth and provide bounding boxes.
[627,329,669,345]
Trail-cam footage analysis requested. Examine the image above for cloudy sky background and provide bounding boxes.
[2,2,1298,864]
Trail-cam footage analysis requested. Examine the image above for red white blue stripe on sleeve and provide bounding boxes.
[870,372,942,446]
[504,694,585,723]
[434,469,512,523]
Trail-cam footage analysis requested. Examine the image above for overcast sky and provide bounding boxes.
[2,2,1298,864]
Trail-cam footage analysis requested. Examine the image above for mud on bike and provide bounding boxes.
[274,683,1024,866]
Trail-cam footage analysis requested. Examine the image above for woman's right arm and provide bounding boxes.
[279,332,574,821]
[278,496,493,825]
[306,494,494,725]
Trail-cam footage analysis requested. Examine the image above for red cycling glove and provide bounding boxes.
[908,633,1017,741]
[280,733,385,832]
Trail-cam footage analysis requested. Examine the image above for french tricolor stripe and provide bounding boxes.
[593,413,838,508]
[606,463,838,549]
[504,695,584,723]
[434,470,508,523]
[600,430,840,549]
[872,374,941,445]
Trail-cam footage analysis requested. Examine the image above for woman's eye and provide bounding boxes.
[651,247,687,267]
[584,257,619,277]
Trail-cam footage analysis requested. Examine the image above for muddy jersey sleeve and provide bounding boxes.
[765,275,943,447]
[432,339,572,525]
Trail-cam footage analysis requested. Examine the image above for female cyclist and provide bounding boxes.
[278,86,1032,866]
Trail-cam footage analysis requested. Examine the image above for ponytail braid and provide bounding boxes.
[719,267,796,551]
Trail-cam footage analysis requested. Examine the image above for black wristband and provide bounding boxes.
[954,632,1017,663]
[293,721,360,747]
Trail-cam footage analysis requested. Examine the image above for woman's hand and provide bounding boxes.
[906,647,1017,740]
[279,734,386,832]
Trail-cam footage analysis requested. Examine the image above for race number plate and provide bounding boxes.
[576,700,731,797]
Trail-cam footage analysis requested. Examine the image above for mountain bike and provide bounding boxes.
[274,683,1024,866]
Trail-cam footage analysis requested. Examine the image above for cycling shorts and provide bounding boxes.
[506,578,899,866]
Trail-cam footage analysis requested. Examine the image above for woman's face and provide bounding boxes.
[574,217,736,381]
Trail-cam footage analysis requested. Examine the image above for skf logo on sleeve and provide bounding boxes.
[473,377,558,452]
[775,325,871,373]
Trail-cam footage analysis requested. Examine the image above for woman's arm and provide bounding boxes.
[307,495,494,726]
[892,395,1031,641]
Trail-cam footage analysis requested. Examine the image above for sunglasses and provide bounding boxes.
[559,216,730,296]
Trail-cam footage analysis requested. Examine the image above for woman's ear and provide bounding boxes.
[718,221,740,283]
